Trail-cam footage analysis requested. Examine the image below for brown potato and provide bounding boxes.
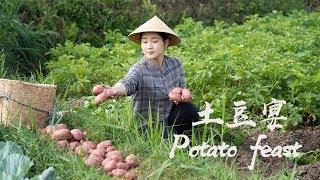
[171,87,183,94]
[169,92,182,102]
[54,123,68,130]
[45,125,53,134]
[70,129,84,141]
[52,129,72,140]
[81,141,97,151]
[108,154,123,162]
[95,88,117,105]
[97,140,112,149]
[106,150,121,157]
[69,141,80,151]
[125,154,140,168]
[111,169,127,177]
[181,88,192,102]
[57,140,69,149]
[92,85,105,95]
[124,171,137,180]
[75,145,89,157]
[101,158,109,167]
[94,91,110,106]
[103,160,117,172]
[106,146,117,153]
[85,154,104,166]
[116,162,130,170]
[90,148,106,157]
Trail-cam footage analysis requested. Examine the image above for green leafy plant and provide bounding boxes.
[0,141,55,179]
[44,39,139,98]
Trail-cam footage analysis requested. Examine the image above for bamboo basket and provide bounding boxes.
[0,79,56,128]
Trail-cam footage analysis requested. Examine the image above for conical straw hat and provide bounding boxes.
[128,16,181,46]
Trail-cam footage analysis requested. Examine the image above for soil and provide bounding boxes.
[234,126,320,179]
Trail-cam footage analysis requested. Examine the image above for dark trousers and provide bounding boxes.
[166,102,200,135]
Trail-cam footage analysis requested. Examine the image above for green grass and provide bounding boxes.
[0,97,298,179]
[2,9,316,180]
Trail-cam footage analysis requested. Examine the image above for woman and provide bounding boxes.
[93,16,199,137]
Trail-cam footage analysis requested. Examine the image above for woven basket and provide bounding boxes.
[0,78,56,128]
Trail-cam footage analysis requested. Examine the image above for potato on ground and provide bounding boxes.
[111,169,127,177]
[70,129,85,141]
[57,140,69,149]
[103,160,117,172]
[69,141,80,151]
[124,172,137,180]
[125,154,140,168]
[85,154,104,166]
[81,141,97,151]
[54,123,68,130]
[45,125,53,134]
[75,145,89,157]
[96,140,112,149]
[52,129,72,140]
[89,148,106,157]
[106,146,117,153]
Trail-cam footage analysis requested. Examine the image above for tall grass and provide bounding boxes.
[0,95,298,179]
[0,0,54,76]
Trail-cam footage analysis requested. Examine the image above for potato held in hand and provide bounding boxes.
[171,87,183,94]
[168,91,182,102]
[169,87,184,104]
[181,88,192,102]
[95,88,115,106]
[92,85,111,95]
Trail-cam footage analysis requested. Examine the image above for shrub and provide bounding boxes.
[44,34,140,97]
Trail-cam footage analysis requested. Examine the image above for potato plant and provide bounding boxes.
[46,11,320,130]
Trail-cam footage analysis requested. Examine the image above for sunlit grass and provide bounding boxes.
[0,96,298,179]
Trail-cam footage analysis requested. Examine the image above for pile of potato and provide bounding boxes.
[41,124,139,179]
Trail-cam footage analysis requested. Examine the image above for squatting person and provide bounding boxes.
[93,16,200,137]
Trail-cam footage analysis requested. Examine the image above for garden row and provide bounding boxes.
[45,11,320,129]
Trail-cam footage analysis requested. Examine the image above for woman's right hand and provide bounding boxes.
[92,85,118,106]
[92,85,111,96]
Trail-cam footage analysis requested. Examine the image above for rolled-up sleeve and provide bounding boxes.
[119,64,142,96]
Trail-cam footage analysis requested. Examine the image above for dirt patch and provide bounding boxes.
[234,126,320,178]
[296,163,320,180]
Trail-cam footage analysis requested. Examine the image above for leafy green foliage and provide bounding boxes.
[14,0,318,48]
[170,11,320,128]
[45,37,140,97]
[47,11,320,128]
[0,141,55,179]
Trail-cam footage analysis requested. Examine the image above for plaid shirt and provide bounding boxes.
[119,55,185,124]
